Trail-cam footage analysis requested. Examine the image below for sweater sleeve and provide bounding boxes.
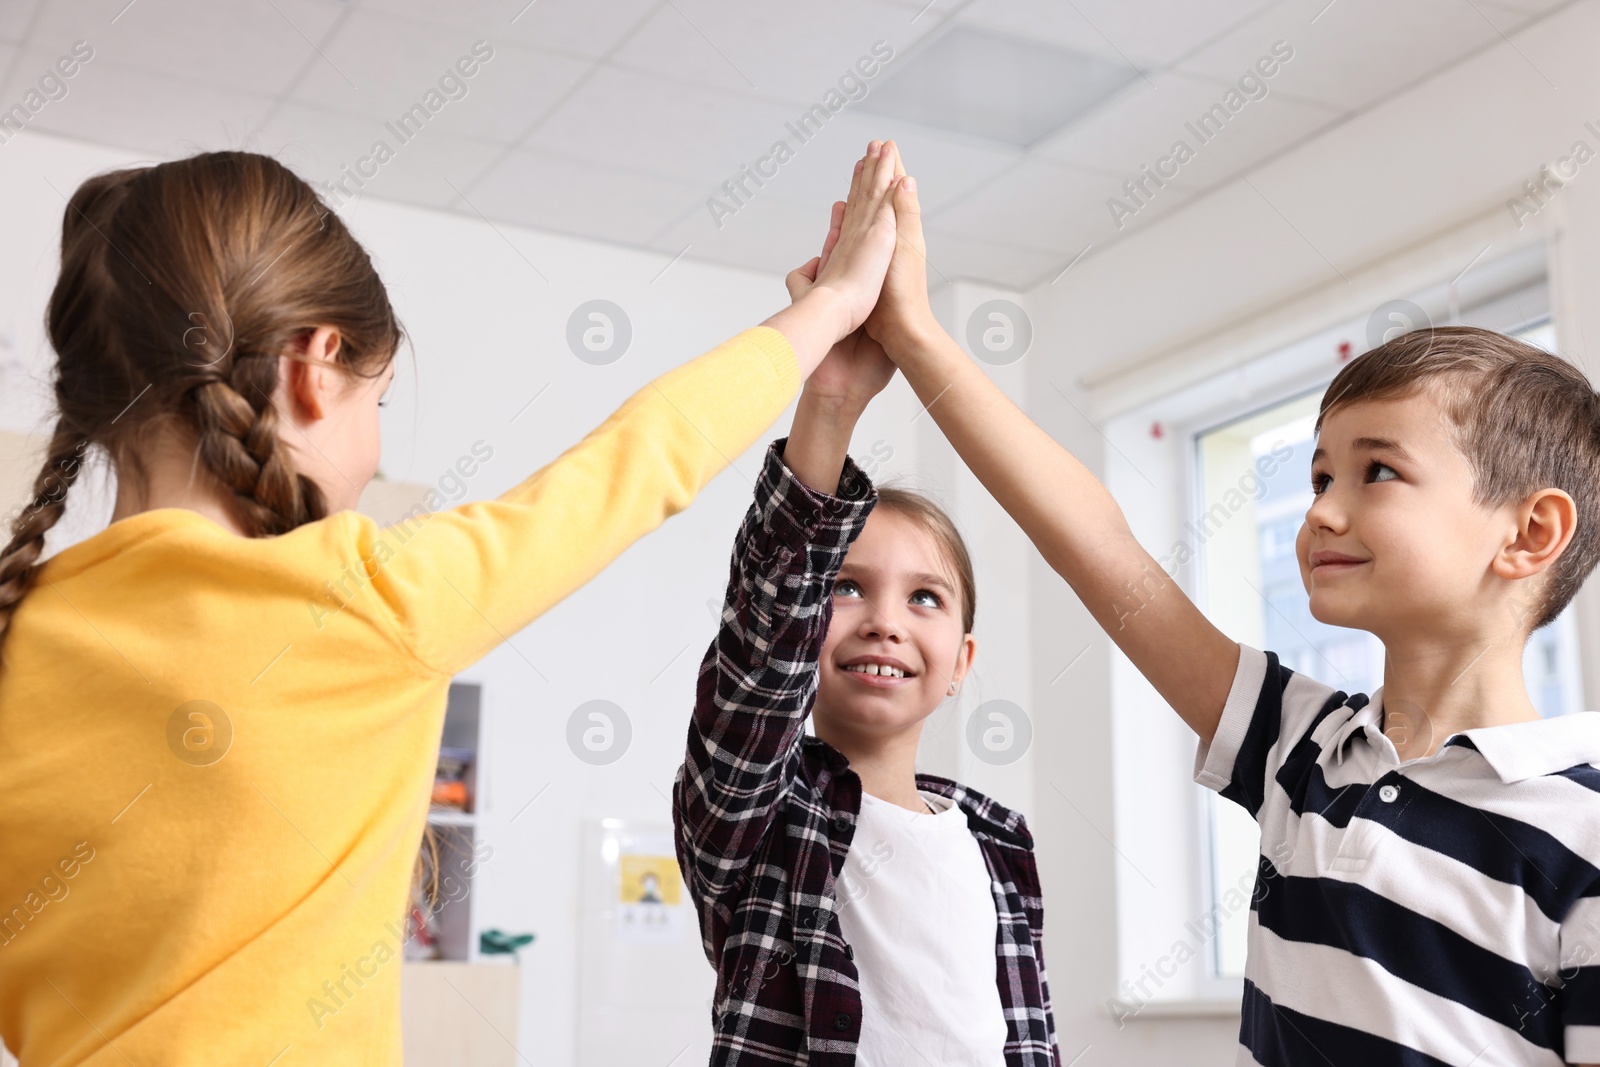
[370,326,801,677]
[672,437,876,909]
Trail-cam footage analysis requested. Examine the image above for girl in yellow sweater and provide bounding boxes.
[0,141,906,1066]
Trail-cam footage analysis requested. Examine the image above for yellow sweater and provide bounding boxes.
[0,327,799,1066]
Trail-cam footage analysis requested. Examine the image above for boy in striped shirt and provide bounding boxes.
[860,169,1600,1067]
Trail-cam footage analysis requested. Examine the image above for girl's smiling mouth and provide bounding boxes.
[839,655,917,684]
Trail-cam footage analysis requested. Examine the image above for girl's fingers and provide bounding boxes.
[865,140,896,205]
[817,200,846,273]
[845,145,875,214]
[786,256,821,300]
[827,140,897,280]
[882,143,902,203]
[863,140,890,203]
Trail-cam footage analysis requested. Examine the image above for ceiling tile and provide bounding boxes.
[28,0,345,99]
[1471,0,1542,33]
[10,50,274,156]
[954,0,1279,69]
[949,0,1130,67]
[609,0,936,104]
[857,24,1138,147]
[359,0,661,59]
[1,0,1550,297]
[343,134,512,214]
[289,16,588,144]
[0,0,41,44]
[466,148,705,248]
[1483,0,1573,11]
[736,110,1023,215]
[919,226,1065,289]
[645,190,836,276]
[522,65,793,187]
[440,41,591,143]
[250,101,504,211]
[1036,68,1342,197]
[1175,0,1501,113]
[929,157,1186,254]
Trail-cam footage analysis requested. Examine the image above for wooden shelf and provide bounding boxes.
[401,961,521,1066]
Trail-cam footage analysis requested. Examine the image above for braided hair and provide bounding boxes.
[0,151,403,661]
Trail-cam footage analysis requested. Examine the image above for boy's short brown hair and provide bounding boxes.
[1316,325,1600,631]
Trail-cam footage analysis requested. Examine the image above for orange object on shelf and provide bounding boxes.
[431,780,468,808]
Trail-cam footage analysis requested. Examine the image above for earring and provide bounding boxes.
[948,680,958,694]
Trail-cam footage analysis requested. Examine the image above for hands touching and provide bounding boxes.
[862,148,938,357]
[790,199,896,415]
[787,139,942,393]
[763,139,903,382]
[776,140,909,494]
[794,139,904,338]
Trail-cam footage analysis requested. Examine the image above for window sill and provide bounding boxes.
[1106,996,1242,1025]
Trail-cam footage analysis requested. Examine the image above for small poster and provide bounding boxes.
[616,850,688,941]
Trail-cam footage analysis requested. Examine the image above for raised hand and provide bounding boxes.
[787,141,902,332]
[787,200,895,413]
[765,140,903,380]
[863,149,937,357]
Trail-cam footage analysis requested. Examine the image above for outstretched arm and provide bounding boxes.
[865,168,1239,743]
[674,151,899,906]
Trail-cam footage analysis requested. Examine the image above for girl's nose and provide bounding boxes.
[861,610,905,642]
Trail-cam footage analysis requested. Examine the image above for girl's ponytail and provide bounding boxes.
[0,422,91,653]
[0,151,403,661]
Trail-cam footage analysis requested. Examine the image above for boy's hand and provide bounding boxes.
[786,200,896,414]
[863,151,939,356]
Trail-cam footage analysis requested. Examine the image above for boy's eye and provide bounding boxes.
[1367,460,1398,483]
[910,589,942,608]
[1310,461,1398,495]
[834,578,862,598]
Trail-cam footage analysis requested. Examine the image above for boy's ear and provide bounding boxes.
[1494,487,1577,581]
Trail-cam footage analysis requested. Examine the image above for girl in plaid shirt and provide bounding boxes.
[674,142,1060,1067]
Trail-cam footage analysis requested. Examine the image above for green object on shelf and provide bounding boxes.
[479,928,535,958]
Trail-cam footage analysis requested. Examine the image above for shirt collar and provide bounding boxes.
[1460,712,1600,783]
[1327,690,1600,782]
[916,773,1034,849]
[1328,692,1384,764]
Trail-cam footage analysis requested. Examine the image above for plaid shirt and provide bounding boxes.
[673,438,1060,1066]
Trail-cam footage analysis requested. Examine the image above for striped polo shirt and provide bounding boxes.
[1197,644,1600,1066]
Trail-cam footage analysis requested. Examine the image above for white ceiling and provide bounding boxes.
[0,0,1575,290]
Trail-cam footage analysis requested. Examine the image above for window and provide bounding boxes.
[1194,317,1586,979]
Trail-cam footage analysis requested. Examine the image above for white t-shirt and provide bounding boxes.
[833,788,1009,1066]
